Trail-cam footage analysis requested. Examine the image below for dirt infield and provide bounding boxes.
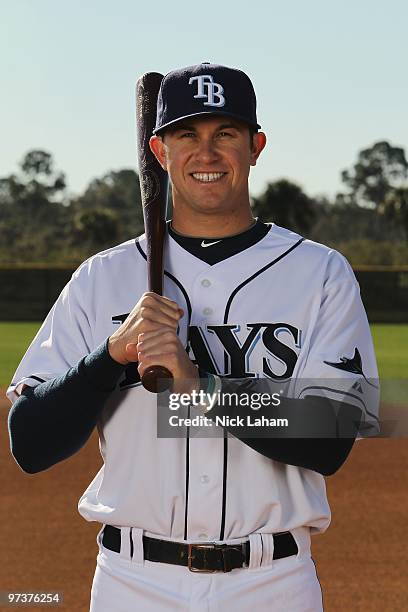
[1,392,407,612]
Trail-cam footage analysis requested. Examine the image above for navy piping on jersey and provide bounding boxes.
[218,237,305,540]
[136,227,278,541]
[136,238,195,538]
[130,528,134,559]
[223,238,305,324]
[219,430,229,542]
[183,405,191,540]
[10,374,47,388]
[30,375,46,384]
[135,240,193,324]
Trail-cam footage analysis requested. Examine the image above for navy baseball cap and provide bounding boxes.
[153,62,261,135]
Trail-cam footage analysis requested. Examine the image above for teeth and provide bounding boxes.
[192,172,225,182]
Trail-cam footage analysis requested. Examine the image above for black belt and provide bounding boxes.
[102,525,298,573]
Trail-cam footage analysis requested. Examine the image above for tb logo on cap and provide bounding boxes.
[189,75,225,107]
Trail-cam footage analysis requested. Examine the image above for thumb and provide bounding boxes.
[125,342,139,362]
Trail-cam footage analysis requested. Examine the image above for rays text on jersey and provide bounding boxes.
[113,318,303,390]
[188,323,301,379]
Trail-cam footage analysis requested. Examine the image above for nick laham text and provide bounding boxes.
[169,415,289,428]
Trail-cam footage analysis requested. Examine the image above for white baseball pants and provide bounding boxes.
[89,526,323,611]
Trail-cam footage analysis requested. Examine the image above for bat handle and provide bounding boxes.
[141,365,173,393]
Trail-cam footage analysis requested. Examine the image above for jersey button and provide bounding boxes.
[198,533,209,540]
[200,474,210,484]
[203,307,213,316]
[201,279,211,287]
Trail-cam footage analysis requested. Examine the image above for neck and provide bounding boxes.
[171,202,256,238]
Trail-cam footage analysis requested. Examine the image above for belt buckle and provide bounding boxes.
[187,543,217,573]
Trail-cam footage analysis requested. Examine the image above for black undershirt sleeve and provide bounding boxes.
[199,374,362,476]
[9,342,361,478]
[239,434,358,476]
[8,338,127,474]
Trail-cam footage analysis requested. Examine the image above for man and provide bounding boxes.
[7,63,379,611]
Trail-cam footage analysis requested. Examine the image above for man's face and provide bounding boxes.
[150,116,266,216]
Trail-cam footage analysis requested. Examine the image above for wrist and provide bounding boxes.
[81,339,128,392]
[196,369,222,413]
[176,364,200,396]
[108,335,129,366]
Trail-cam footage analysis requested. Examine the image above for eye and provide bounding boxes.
[179,132,196,138]
[218,131,232,137]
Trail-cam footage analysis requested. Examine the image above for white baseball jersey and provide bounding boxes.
[7,223,379,543]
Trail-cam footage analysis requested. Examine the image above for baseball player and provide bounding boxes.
[7,63,379,611]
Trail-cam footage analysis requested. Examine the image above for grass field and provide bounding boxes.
[0,322,406,390]
[0,322,42,388]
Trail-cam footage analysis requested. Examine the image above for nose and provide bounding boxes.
[194,137,220,164]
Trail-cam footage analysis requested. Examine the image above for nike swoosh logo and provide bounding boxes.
[201,240,222,248]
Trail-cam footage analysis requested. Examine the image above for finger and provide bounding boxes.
[124,326,175,359]
[136,322,176,336]
[137,329,178,351]
[138,335,178,358]
[137,328,177,344]
[125,343,139,362]
[128,335,178,361]
[137,352,177,378]
[138,343,178,361]
[140,306,182,327]
[141,293,184,318]
[141,313,184,331]
[143,292,180,309]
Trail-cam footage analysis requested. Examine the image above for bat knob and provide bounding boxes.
[142,366,173,393]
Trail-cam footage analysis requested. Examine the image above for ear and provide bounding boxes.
[250,132,267,166]
[149,135,168,170]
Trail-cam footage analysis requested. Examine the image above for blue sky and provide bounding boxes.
[1,0,407,200]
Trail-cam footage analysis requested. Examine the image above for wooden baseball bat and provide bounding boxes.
[135,72,172,393]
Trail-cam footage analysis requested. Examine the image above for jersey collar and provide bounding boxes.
[167,219,271,265]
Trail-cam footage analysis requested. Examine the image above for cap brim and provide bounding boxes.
[153,111,261,135]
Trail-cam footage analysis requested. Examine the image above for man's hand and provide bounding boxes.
[108,292,183,365]
[108,292,199,394]
[137,328,199,395]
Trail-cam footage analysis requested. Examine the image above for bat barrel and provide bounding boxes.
[136,72,172,392]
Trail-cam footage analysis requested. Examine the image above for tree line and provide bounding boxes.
[0,141,407,266]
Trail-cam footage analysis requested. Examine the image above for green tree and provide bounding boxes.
[73,208,120,248]
[310,200,406,245]
[251,179,317,236]
[21,149,64,181]
[340,141,408,209]
[71,169,144,242]
[382,187,408,237]
[0,150,70,262]
[332,239,408,266]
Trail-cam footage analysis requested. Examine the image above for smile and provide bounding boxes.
[191,172,226,183]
